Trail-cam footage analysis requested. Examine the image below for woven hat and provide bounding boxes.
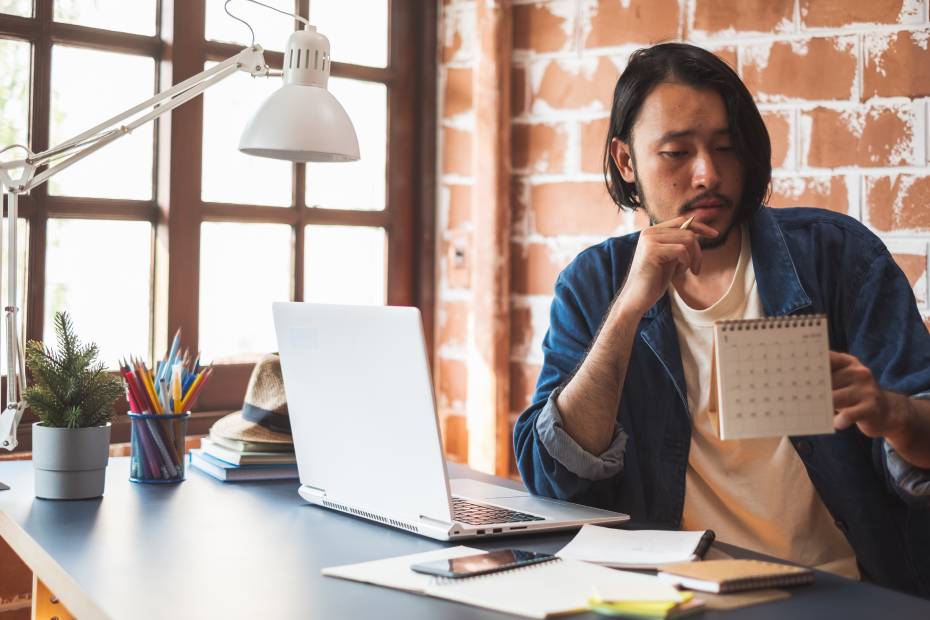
[210,353,292,444]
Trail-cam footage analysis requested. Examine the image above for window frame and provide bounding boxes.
[0,0,436,451]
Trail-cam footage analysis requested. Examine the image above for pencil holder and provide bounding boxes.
[128,412,190,483]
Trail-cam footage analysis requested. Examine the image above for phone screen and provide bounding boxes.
[410,549,556,578]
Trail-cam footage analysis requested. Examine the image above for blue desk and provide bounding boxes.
[1,457,928,619]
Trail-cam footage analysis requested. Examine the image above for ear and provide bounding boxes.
[610,138,636,184]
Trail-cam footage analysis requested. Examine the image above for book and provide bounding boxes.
[556,525,716,569]
[189,449,299,482]
[708,315,835,440]
[209,429,294,454]
[323,546,687,619]
[657,559,814,594]
[199,438,297,466]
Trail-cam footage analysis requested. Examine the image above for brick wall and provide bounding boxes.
[437,0,930,475]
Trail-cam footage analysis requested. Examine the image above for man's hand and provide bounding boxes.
[830,351,898,437]
[614,215,718,318]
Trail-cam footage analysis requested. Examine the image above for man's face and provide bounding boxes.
[611,82,745,249]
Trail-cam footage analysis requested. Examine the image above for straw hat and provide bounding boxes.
[210,354,292,444]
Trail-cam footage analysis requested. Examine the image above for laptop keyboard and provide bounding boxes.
[451,497,545,526]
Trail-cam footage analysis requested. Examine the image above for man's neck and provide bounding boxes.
[672,225,743,311]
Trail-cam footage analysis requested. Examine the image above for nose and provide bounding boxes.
[692,150,719,191]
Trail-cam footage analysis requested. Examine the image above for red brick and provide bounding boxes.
[692,0,793,35]
[864,30,930,98]
[512,175,531,238]
[513,3,570,53]
[511,242,566,295]
[742,37,857,101]
[762,110,792,169]
[865,175,930,232]
[584,0,679,48]
[512,123,568,173]
[444,231,471,288]
[439,300,469,348]
[770,176,850,214]
[440,412,468,462]
[800,0,916,28]
[510,305,533,353]
[892,253,927,289]
[512,65,528,117]
[510,361,542,412]
[534,57,618,112]
[442,126,472,176]
[581,117,610,174]
[530,182,625,236]
[806,106,918,168]
[443,67,473,118]
[447,184,472,229]
[438,357,467,407]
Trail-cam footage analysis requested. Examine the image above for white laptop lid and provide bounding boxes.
[273,302,454,526]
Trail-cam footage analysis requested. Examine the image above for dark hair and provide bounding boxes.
[604,43,771,215]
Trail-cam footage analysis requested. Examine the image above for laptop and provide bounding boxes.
[272,302,629,541]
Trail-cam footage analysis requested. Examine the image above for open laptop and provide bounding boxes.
[272,302,628,541]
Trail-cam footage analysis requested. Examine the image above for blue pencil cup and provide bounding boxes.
[128,412,190,483]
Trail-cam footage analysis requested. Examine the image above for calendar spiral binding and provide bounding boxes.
[716,314,827,332]
[431,557,563,587]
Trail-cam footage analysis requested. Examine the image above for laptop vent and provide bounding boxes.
[321,499,419,534]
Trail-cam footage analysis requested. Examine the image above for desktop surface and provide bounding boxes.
[1,458,928,619]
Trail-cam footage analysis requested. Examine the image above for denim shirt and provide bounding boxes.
[513,206,930,597]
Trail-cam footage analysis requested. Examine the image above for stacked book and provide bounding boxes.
[190,431,299,482]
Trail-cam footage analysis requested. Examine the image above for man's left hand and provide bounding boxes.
[830,351,902,437]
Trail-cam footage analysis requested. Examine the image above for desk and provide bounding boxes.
[1,458,928,619]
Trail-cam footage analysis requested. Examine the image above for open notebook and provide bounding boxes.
[709,315,835,440]
[323,546,686,619]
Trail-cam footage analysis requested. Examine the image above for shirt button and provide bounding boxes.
[835,519,849,535]
[797,440,813,457]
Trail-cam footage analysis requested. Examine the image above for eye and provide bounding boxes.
[660,150,688,159]
[716,145,735,153]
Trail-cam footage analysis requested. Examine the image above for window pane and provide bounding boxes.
[54,0,156,36]
[201,61,291,206]
[0,216,28,377]
[49,46,155,200]
[306,79,385,211]
[199,222,291,362]
[0,0,31,18]
[310,0,387,68]
[45,219,152,368]
[0,38,31,151]
[205,0,294,51]
[304,225,385,305]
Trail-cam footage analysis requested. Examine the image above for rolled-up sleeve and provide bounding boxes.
[535,386,627,480]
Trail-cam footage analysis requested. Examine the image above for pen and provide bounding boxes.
[680,215,695,230]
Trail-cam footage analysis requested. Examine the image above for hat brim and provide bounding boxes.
[211,410,293,445]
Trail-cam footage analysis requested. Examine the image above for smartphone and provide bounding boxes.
[410,549,557,579]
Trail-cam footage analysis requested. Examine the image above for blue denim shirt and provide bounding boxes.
[514,207,930,597]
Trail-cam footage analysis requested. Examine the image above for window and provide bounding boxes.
[0,1,435,450]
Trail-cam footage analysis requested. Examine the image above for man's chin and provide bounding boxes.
[698,223,736,249]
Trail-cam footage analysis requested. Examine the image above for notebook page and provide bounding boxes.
[714,315,834,439]
[556,524,708,568]
[427,559,684,618]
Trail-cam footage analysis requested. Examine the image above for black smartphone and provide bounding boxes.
[410,549,557,579]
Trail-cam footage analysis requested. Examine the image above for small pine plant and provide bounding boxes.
[23,311,123,429]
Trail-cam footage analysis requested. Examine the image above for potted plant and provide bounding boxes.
[25,311,123,499]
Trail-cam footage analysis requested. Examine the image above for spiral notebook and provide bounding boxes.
[322,546,686,618]
[708,315,835,440]
[657,559,814,593]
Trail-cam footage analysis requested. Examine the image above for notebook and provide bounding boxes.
[199,438,297,465]
[556,525,715,569]
[323,546,686,619]
[189,449,299,482]
[657,559,814,593]
[708,315,835,440]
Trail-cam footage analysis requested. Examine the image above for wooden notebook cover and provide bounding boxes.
[659,559,813,593]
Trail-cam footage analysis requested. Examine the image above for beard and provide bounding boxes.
[637,180,742,249]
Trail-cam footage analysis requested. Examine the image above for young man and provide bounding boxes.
[513,43,930,597]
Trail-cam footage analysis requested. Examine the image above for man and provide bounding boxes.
[513,43,930,597]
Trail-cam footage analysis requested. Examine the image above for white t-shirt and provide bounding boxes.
[668,225,859,579]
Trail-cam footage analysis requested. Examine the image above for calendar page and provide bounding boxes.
[711,315,835,440]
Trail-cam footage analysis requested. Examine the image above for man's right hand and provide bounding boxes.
[614,215,718,318]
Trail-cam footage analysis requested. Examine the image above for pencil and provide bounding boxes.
[680,215,695,230]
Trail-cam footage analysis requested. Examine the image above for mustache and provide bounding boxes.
[678,192,733,215]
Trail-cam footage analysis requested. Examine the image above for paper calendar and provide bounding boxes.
[708,315,835,440]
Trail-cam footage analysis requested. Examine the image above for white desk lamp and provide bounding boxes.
[0,0,359,485]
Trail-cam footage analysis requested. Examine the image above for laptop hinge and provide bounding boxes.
[301,484,326,498]
[419,514,454,528]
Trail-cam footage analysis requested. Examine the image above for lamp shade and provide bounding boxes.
[239,26,360,163]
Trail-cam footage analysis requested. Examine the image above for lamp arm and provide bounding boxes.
[0,45,270,456]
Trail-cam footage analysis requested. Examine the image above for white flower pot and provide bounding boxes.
[32,422,111,500]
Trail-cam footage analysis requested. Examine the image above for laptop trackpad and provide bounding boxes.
[450,479,530,499]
